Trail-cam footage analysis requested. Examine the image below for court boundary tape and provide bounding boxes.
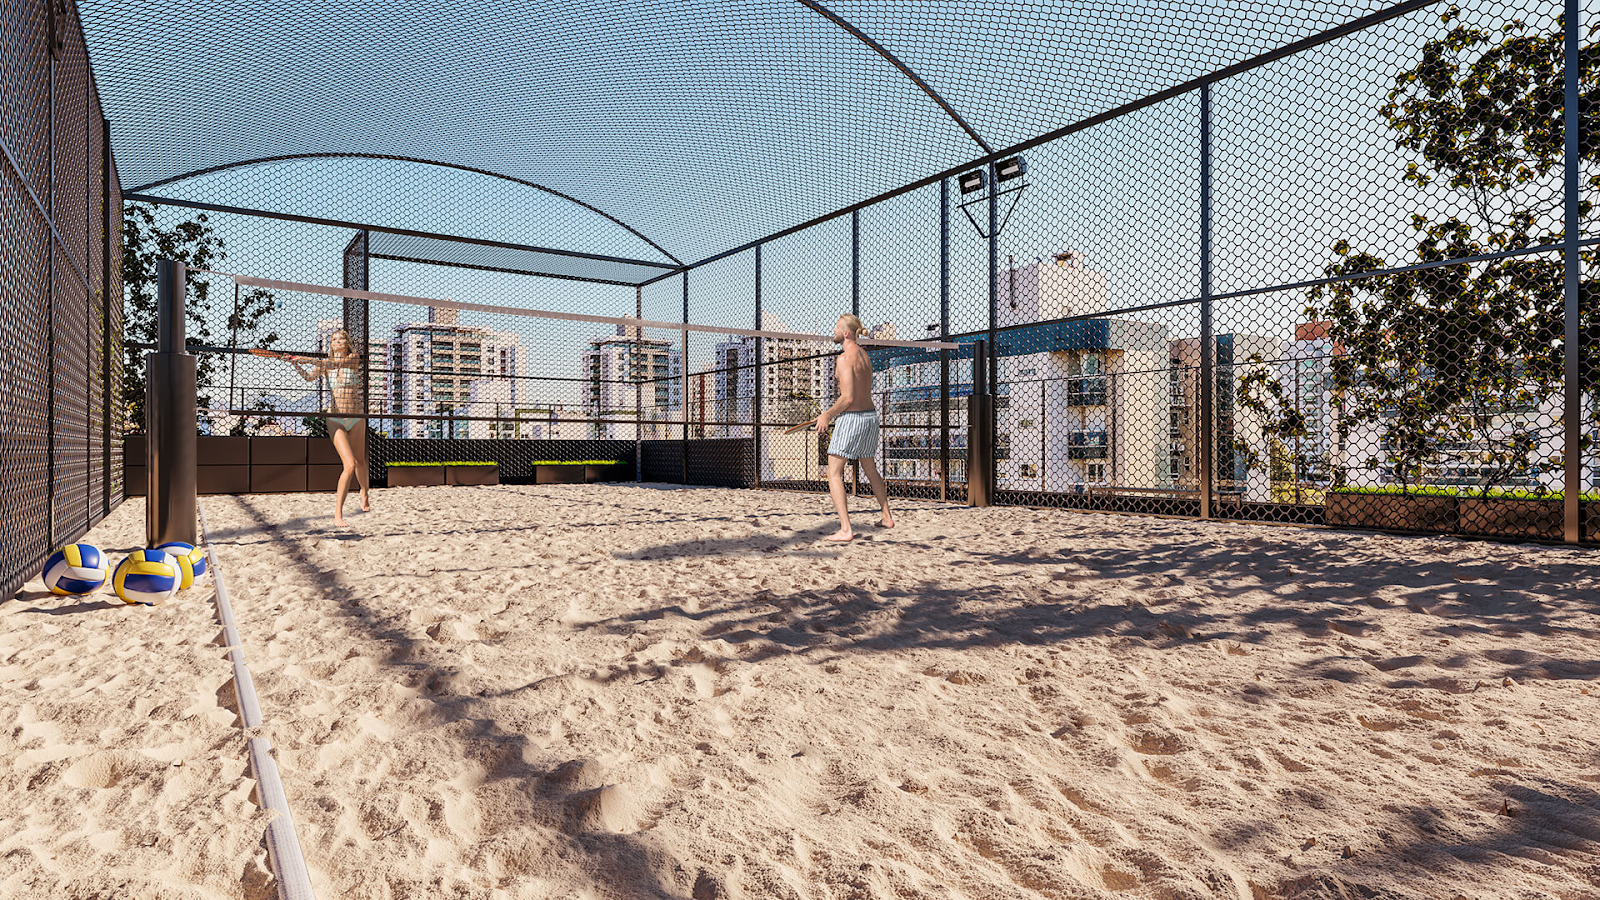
[197,500,318,900]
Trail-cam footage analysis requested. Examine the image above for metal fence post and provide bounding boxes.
[940,177,951,503]
[681,271,689,485]
[987,166,999,396]
[101,116,113,517]
[1199,83,1215,520]
[1564,0,1582,544]
[754,244,763,488]
[635,285,643,482]
[851,210,860,318]
[969,339,993,506]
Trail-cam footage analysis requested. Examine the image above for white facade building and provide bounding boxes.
[387,307,525,439]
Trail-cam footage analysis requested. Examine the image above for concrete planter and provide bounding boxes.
[1325,492,1458,532]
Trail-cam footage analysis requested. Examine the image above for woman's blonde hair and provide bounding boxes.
[838,313,869,339]
[327,329,355,359]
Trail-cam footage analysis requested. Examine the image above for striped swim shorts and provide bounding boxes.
[826,409,880,460]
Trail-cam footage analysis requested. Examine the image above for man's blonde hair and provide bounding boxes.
[838,313,868,339]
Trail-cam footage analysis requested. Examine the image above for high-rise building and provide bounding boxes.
[581,318,681,439]
[387,307,525,439]
[996,250,1109,328]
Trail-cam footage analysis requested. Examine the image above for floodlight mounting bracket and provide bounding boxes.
[958,181,1028,239]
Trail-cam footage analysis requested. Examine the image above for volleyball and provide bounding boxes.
[154,541,207,590]
[112,549,180,605]
[41,544,109,595]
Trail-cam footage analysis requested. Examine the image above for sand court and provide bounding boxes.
[7,485,1600,899]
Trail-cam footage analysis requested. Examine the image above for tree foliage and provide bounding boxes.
[1242,9,1599,495]
[122,204,279,433]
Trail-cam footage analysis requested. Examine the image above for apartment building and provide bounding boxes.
[387,307,525,439]
[582,318,682,440]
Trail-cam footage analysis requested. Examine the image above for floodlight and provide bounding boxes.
[958,169,986,194]
[993,155,1026,181]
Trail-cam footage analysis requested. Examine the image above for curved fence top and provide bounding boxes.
[79,0,1424,263]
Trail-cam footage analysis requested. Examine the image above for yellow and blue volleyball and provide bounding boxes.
[41,544,109,595]
[154,541,207,590]
[112,550,180,605]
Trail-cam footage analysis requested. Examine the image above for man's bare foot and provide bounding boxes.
[878,512,896,528]
[333,517,348,528]
[825,529,855,542]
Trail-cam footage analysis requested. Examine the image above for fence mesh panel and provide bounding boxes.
[0,0,123,599]
[53,0,1597,545]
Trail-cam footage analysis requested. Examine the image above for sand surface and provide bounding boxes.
[5,485,1599,899]
[1,501,271,899]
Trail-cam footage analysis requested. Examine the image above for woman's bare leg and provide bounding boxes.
[858,457,895,528]
[331,426,357,527]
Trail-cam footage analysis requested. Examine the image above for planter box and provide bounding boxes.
[536,464,586,485]
[387,465,445,487]
[1325,492,1457,532]
[308,464,347,492]
[1459,497,1564,541]
[252,436,308,465]
[308,438,343,465]
[586,463,633,483]
[251,464,308,493]
[125,465,146,496]
[198,465,250,495]
[196,436,250,465]
[446,464,499,486]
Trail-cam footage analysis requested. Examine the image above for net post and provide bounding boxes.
[636,285,643,483]
[969,339,992,507]
[146,258,197,546]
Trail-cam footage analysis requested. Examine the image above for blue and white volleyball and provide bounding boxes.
[41,544,109,595]
[112,550,180,605]
[154,541,207,590]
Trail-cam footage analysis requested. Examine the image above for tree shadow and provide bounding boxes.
[215,495,689,899]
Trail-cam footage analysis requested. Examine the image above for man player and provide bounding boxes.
[810,313,895,542]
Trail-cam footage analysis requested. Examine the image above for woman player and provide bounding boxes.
[253,330,370,526]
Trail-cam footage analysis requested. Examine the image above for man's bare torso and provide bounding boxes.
[837,343,875,412]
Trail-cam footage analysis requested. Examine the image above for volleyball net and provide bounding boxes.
[180,267,972,493]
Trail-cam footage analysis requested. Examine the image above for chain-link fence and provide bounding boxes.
[0,0,124,600]
[86,0,1597,544]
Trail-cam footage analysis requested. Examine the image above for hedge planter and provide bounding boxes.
[447,463,500,486]
[387,463,499,487]
[1458,496,1562,541]
[1325,492,1457,532]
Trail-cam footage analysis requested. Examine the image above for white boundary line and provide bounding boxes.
[191,268,960,350]
[197,501,317,900]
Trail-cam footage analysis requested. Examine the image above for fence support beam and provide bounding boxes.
[1198,84,1215,520]
[851,211,860,318]
[1564,0,1583,544]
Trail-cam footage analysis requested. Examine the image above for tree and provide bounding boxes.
[122,204,279,433]
[1241,8,1599,496]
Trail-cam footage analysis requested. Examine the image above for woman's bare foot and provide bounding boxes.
[333,516,348,528]
[360,493,371,512]
[878,511,896,528]
[825,529,855,542]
